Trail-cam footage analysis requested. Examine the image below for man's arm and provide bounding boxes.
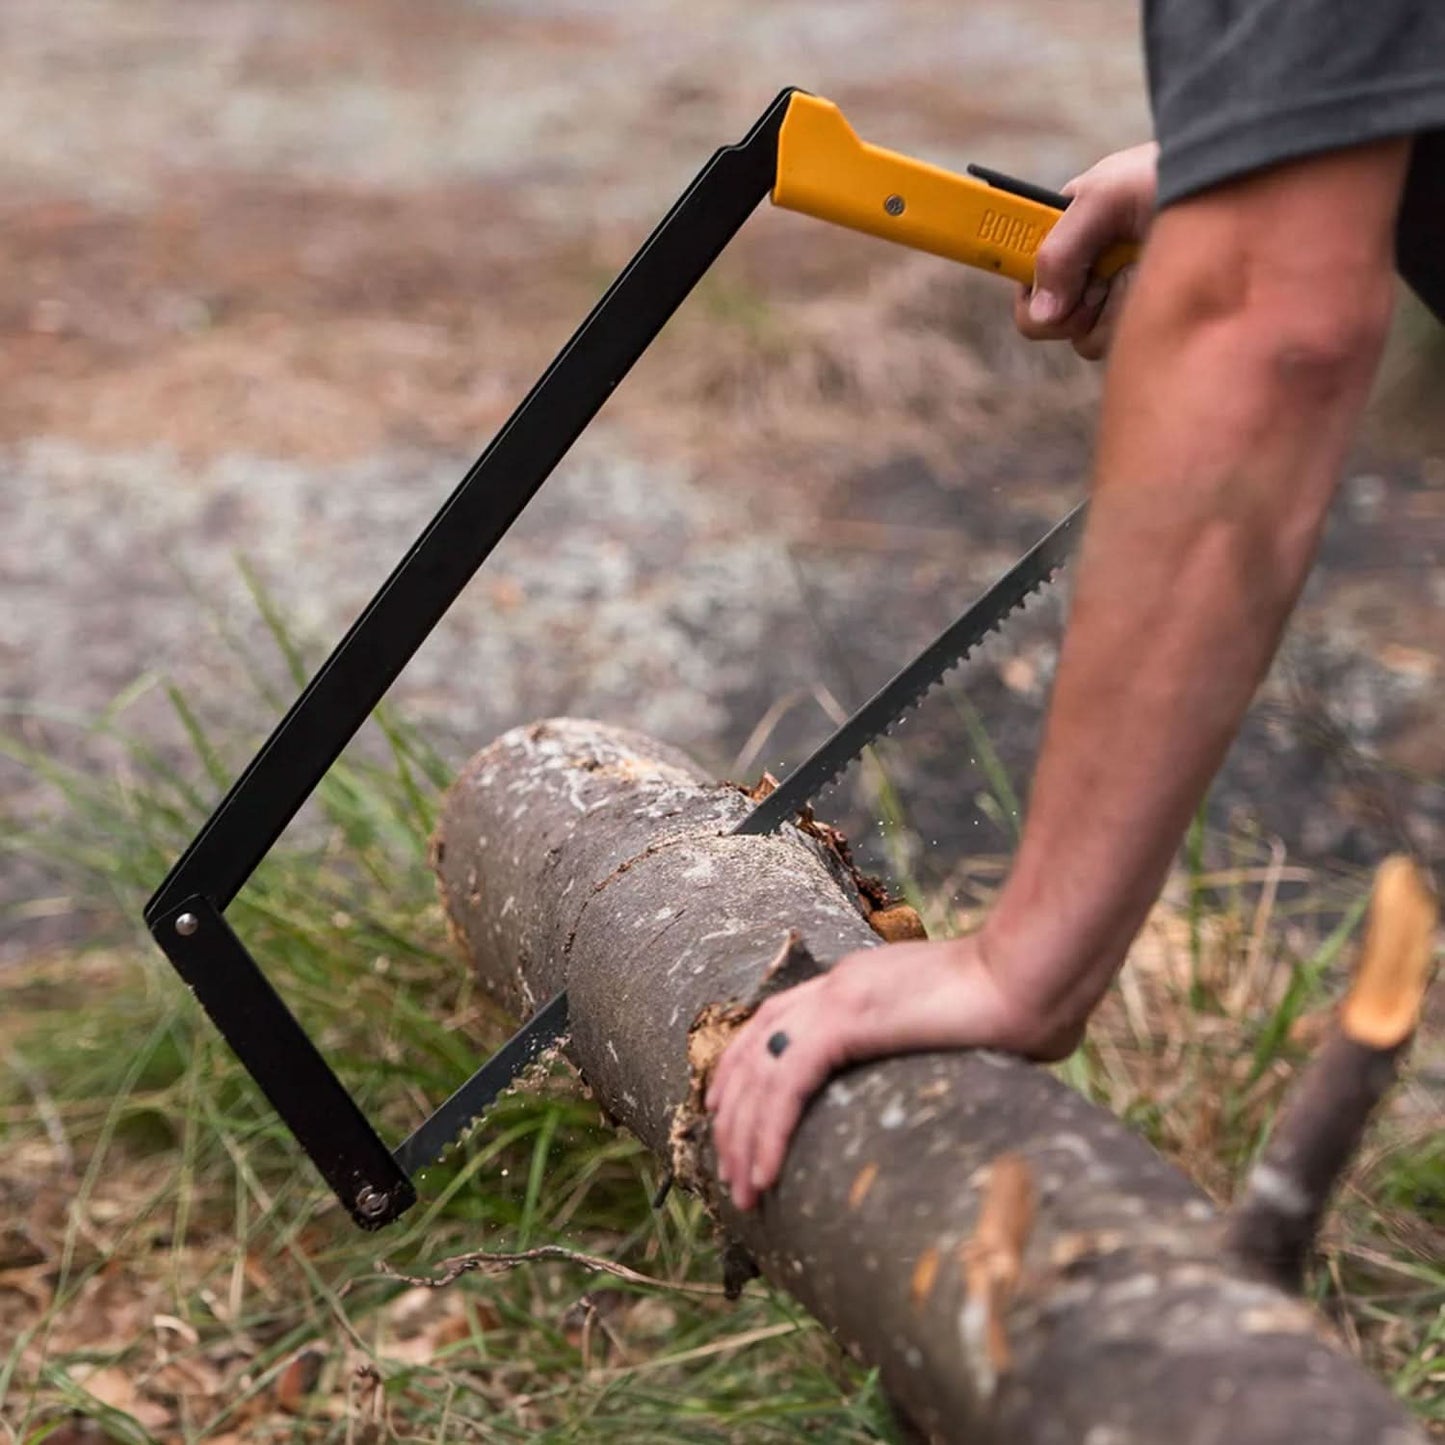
[706,137,1411,1212]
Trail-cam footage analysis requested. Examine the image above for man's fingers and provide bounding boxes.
[720,1051,768,1209]
[705,1015,749,1111]
[1013,285,1078,342]
[1071,263,1135,362]
[1017,262,1136,361]
[709,1028,755,1169]
[706,993,782,1111]
[1027,169,1145,330]
[728,1034,809,1213]
[726,1030,833,1210]
[723,1008,805,1209]
[710,1005,785,1197]
[1028,200,1106,324]
[1010,141,1156,349]
[704,976,855,1210]
[747,1051,826,1199]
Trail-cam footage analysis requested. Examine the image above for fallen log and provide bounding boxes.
[431,718,1432,1445]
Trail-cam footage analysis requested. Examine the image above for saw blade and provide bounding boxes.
[397,502,1083,1173]
[733,500,1086,837]
[393,991,569,1173]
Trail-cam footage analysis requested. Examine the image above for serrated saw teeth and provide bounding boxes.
[732,500,1086,838]
[416,1033,571,1168]
[392,992,571,1177]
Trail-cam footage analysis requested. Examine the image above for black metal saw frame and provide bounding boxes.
[145,90,801,1230]
[143,87,1106,1230]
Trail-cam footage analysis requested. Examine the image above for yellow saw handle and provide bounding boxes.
[772,92,1137,286]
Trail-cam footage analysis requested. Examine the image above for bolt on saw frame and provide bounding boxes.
[144,88,1132,1230]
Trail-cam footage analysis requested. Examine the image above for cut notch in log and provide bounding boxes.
[1225,855,1438,1290]
[432,720,1430,1444]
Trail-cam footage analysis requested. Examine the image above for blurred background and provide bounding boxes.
[1,2,1440,1440]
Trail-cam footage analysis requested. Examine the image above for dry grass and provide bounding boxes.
[636,259,1100,486]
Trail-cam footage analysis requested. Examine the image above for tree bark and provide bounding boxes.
[431,718,1426,1445]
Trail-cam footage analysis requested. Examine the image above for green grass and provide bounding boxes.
[1,614,1441,1440]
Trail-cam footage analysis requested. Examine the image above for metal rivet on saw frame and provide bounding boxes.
[355,1186,389,1220]
[175,912,200,937]
[883,194,906,216]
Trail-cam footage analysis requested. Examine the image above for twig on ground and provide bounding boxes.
[377,1244,730,1298]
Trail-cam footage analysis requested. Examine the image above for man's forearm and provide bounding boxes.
[983,143,1409,1049]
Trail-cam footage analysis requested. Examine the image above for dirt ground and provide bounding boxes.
[2,0,1443,957]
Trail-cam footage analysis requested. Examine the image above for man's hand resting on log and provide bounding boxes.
[706,933,1085,1212]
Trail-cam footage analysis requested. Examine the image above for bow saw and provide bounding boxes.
[144,89,1134,1229]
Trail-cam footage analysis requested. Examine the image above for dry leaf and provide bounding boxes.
[431,1313,474,1352]
[71,1366,137,1414]
[149,1352,224,1400]
[274,1346,326,1414]
[0,1224,46,1269]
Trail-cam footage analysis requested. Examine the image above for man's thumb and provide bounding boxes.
[1028,283,1068,325]
[1029,203,1104,324]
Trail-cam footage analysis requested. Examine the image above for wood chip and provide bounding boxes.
[848,1161,879,1210]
